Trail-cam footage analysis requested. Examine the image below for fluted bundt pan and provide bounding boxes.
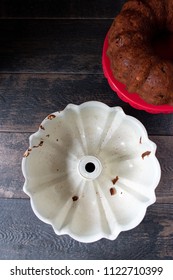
[22,101,161,242]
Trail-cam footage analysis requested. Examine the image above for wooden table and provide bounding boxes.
[0,0,172,260]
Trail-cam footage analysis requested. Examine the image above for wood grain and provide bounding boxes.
[0,132,172,202]
[0,74,173,134]
[0,198,172,259]
[0,0,125,19]
[0,19,111,73]
[0,0,172,260]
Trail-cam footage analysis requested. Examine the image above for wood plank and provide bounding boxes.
[0,73,173,134]
[0,133,27,199]
[0,133,172,203]
[0,19,111,73]
[0,198,172,259]
[0,0,125,19]
[153,135,173,204]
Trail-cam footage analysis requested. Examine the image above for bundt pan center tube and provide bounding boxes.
[106,0,173,107]
[22,101,161,243]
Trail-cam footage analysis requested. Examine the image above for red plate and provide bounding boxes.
[102,34,173,114]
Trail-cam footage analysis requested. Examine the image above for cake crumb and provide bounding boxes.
[39,124,45,130]
[110,187,116,196]
[142,151,151,159]
[47,114,56,120]
[23,149,30,157]
[39,140,44,146]
[72,196,78,201]
[33,140,44,148]
[112,176,119,185]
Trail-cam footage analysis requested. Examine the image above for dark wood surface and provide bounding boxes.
[0,0,172,260]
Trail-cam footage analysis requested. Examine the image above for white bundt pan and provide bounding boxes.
[22,101,161,243]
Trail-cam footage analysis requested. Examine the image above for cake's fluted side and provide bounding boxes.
[107,0,173,106]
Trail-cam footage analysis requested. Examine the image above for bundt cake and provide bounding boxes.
[107,0,173,105]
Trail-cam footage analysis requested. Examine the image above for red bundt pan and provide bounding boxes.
[102,34,173,114]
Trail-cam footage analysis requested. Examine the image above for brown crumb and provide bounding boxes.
[139,136,142,144]
[110,187,116,196]
[56,139,58,141]
[47,114,56,120]
[33,140,44,148]
[72,196,78,201]
[142,151,151,159]
[23,150,30,157]
[46,134,50,137]
[39,140,44,146]
[39,124,45,130]
[112,176,119,185]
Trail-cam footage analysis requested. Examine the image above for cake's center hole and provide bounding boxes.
[85,162,95,173]
[153,31,173,60]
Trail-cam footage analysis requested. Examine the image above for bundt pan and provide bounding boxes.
[103,35,173,114]
[22,101,161,243]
